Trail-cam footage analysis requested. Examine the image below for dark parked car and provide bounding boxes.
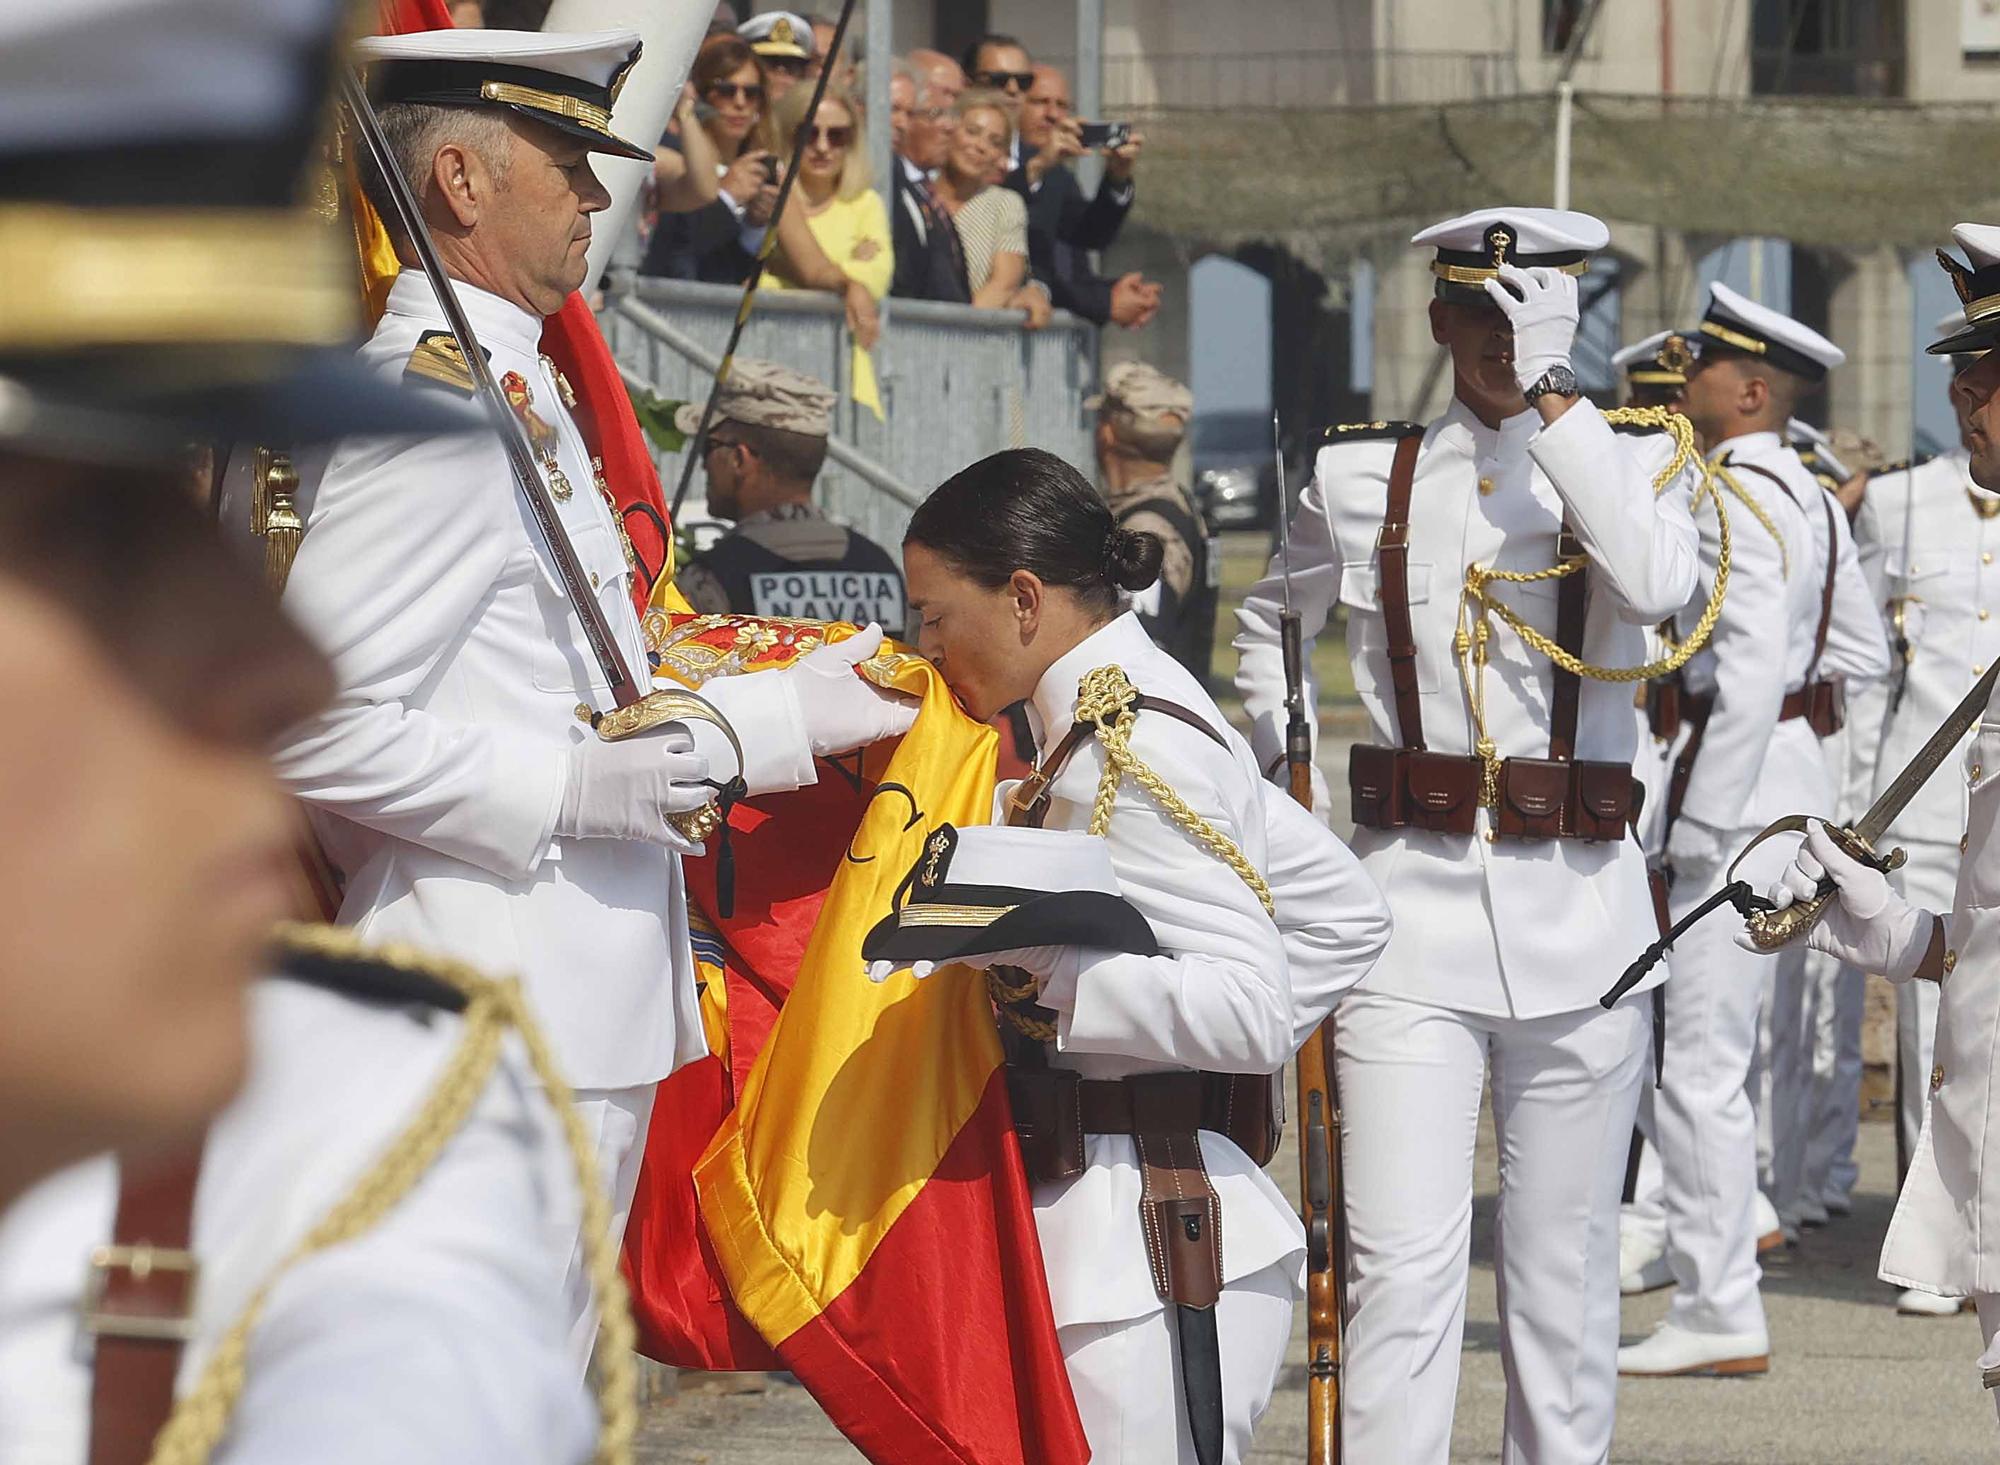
[1191,411,1277,531]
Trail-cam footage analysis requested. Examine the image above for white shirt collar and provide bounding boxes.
[1709,428,1782,465]
[1025,612,1157,752]
[1438,394,1539,459]
[382,270,545,357]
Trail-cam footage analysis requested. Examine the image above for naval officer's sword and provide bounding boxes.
[1605,656,2000,1005]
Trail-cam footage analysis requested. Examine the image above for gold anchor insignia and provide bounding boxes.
[920,831,951,887]
[1658,334,1695,373]
[1488,227,1513,269]
[771,16,795,44]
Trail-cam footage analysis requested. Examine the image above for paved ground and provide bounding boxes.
[633,1118,1992,1463]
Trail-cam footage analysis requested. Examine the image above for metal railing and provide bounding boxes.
[600,276,1098,551]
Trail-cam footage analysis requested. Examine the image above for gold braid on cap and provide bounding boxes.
[147,924,637,1465]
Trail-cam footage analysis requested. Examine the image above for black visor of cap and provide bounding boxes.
[1931,254,2000,356]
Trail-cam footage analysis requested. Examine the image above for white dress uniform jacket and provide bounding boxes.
[1015,613,1391,1330]
[1883,710,2000,1300]
[1235,399,1701,1018]
[271,276,814,1090]
[1005,614,1390,1463]
[1847,451,2000,845]
[0,980,592,1465]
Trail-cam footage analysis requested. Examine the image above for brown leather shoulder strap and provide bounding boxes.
[1376,430,1426,750]
[1731,457,1804,511]
[1006,694,1228,828]
[1806,487,1838,679]
[1550,524,1587,762]
[88,1148,203,1465]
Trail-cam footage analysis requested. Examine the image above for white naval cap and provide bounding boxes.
[1612,329,1696,385]
[1697,281,1845,384]
[354,27,652,162]
[739,11,815,61]
[1930,223,2000,356]
[1411,206,1609,303]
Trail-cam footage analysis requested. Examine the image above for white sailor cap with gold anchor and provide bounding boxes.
[1411,206,1609,305]
[1930,224,2000,357]
[1612,330,1696,388]
[1695,281,1845,384]
[354,28,652,162]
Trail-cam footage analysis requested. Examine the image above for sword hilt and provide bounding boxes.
[1739,823,1905,951]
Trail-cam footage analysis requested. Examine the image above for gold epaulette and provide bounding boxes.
[403,329,480,396]
[1872,454,1933,477]
[1320,419,1423,444]
[268,921,475,1013]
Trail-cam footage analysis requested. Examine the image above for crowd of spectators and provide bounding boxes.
[626,13,1163,338]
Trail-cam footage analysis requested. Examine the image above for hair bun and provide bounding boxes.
[1104,526,1165,593]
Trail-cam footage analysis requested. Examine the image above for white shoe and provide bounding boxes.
[1824,1191,1853,1219]
[1620,1224,1664,1278]
[1622,1252,1673,1296]
[1752,1191,1786,1255]
[1798,1194,1830,1229]
[1618,1321,1771,1377]
[1898,1288,1970,1317]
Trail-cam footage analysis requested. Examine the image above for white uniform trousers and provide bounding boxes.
[1894,843,1960,1178]
[1751,943,1814,1231]
[1058,1263,1293,1463]
[1645,841,1779,1339]
[555,1084,656,1369]
[1801,951,1864,1211]
[1335,989,1649,1465]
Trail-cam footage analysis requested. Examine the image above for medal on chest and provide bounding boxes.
[501,369,573,502]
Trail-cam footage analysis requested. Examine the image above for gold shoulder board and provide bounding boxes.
[1319,420,1422,444]
[269,921,475,1012]
[404,330,481,396]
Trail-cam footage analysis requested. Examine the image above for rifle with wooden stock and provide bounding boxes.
[1274,413,1343,1464]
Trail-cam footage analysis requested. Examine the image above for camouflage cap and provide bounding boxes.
[675,358,834,438]
[1086,360,1193,432]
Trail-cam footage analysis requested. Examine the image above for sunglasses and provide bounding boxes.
[798,123,854,149]
[704,81,764,103]
[973,69,1034,92]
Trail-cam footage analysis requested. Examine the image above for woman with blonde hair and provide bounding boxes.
[928,89,1050,327]
[757,79,891,360]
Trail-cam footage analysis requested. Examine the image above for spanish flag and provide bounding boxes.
[622,615,1088,1463]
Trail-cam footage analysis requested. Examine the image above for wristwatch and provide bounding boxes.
[1526,364,1580,401]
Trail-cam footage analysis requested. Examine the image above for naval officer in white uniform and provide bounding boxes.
[1617,285,1888,1379]
[1235,207,1700,1464]
[1756,221,2000,1416]
[268,28,915,1363]
[899,449,1393,1463]
[1841,309,2000,1316]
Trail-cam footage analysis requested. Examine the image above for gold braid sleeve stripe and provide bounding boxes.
[1460,408,1731,683]
[147,924,636,1465]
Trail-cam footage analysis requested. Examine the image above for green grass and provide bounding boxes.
[1208,530,1358,722]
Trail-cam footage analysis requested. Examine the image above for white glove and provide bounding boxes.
[867,945,1068,984]
[792,623,918,757]
[1666,814,1730,876]
[1483,263,1579,396]
[1733,820,1936,981]
[555,732,712,845]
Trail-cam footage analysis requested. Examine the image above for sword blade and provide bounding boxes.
[1852,658,2000,845]
[1272,410,1293,616]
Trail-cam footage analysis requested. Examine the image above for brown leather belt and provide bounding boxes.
[1778,679,1844,738]
[1007,1067,1279,1185]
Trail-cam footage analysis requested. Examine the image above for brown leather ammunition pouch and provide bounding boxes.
[1005,1065,1085,1184]
[1646,677,1682,741]
[1495,756,1570,840]
[1780,680,1844,739]
[1347,742,1407,830]
[1571,760,1641,842]
[1404,750,1482,835]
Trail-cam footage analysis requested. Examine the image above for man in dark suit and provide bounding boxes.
[1000,62,1160,328]
[887,57,970,303]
